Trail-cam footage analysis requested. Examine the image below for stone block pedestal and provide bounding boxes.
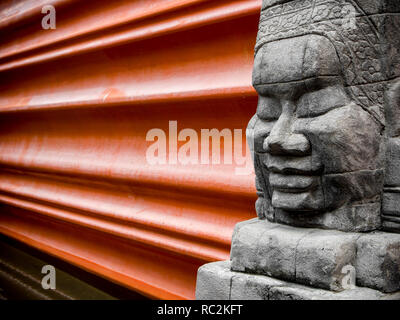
[196,219,400,300]
[196,261,400,300]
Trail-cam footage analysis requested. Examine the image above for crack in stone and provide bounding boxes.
[294,229,317,282]
[228,274,234,300]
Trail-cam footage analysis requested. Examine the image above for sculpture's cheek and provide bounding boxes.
[292,104,384,210]
[295,104,382,174]
[322,169,384,210]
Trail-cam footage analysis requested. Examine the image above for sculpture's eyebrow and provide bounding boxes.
[254,75,342,98]
[303,75,342,91]
[253,80,307,100]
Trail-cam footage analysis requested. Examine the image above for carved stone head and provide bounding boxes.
[248,0,400,232]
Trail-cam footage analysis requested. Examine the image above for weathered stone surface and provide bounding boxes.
[274,202,381,232]
[231,219,308,282]
[269,285,399,300]
[230,272,284,300]
[382,220,400,234]
[231,219,361,291]
[356,232,400,293]
[195,261,232,300]
[230,218,277,273]
[196,261,400,300]
[382,192,400,217]
[384,137,400,186]
[261,0,400,14]
[295,230,359,291]
[355,0,400,14]
[230,218,400,293]
[371,15,400,80]
[253,35,341,85]
[386,81,400,137]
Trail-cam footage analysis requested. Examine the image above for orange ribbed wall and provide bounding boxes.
[0,0,260,299]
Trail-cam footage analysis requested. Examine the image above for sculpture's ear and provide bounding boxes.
[246,114,258,163]
[246,114,275,220]
[386,79,400,137]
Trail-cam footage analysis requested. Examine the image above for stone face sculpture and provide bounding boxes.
[249,0,400,232]
[251,33,384,232]
[196,0,400,300]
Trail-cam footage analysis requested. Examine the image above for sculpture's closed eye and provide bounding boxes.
[296,85,350,118]
[256,83,350,120]
[256,95,281,121]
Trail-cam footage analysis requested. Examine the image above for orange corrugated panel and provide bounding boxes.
[0,0,260,299]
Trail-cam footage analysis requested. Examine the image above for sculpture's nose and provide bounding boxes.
[264,100,310,156]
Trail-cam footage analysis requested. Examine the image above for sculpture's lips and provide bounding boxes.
[269,173,318,193]
[263,154,322,175]
[271,189,324,211]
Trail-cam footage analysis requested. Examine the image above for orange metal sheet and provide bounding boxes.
[0,0,261,299]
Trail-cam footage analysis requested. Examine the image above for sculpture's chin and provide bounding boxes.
[271,189,325,213]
